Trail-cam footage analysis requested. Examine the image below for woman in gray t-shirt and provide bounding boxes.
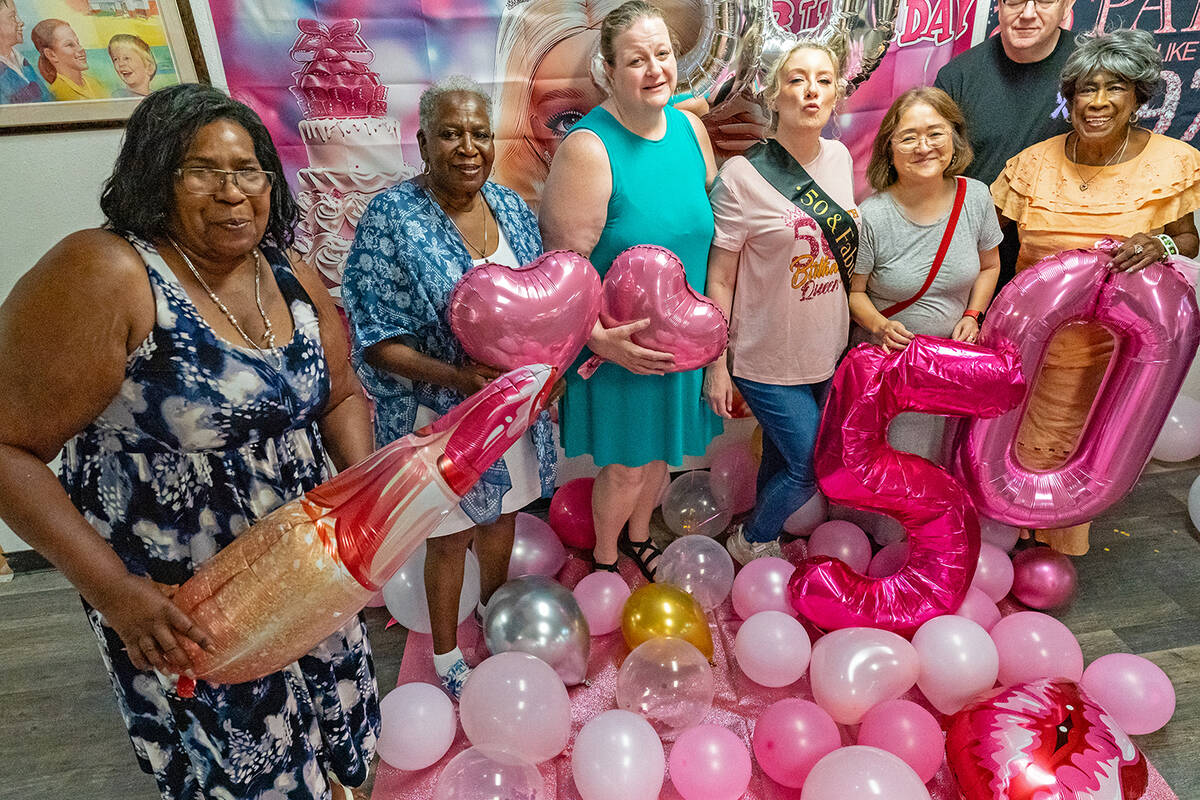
[849,87,1002,463]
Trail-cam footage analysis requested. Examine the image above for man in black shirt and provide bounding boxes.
[935,0,1075,286]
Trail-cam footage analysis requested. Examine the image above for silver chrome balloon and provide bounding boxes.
[483,575,591,685]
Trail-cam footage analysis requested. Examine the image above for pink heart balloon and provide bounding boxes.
[600,245,728,372]
[449,249,601,371]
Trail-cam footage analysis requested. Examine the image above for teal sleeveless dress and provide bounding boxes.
[560,106,723,467]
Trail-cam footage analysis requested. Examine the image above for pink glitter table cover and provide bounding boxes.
[371,554,1178,800]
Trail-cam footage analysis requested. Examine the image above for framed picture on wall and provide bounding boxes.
[0,0,208,133]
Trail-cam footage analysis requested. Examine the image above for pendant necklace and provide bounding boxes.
[432,185,490,258]
[1071,128,1129,192]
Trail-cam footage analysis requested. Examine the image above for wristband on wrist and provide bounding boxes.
[962,308,983,323]
[1156,233,1178,261]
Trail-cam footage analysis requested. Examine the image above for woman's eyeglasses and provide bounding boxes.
[892,131,949,153]
[176,168,275,196]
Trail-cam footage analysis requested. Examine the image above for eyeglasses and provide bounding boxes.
[175,168,275,196]
[1000,0,1061,8]
[893,131,949,153]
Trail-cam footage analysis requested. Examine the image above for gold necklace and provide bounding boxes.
[167,237,279,363]
[430,185,490,257]
[1070,128,1130,191]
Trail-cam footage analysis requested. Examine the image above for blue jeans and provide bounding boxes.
[732,376,828,543]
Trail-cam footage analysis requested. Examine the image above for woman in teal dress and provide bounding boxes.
[540,0,722,577]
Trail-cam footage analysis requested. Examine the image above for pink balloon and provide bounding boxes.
[797,337,1024,635]
[783,491,828,535]
[596,245,728,373]
[866,541,910,578]
[668,724,752,800]
[970,542,1014,602]
[731,557,797,619]
[573,710,665,800]
[508,513,568,578]
[709,441,758,514]
[734,610,812,688]
[857,699,945,783]
[952,246,1200,527]
[807,520,872,573]
[752,699,841,789]
[1082,653,1176,735]
[800,746,932,800]
[954,586,1001,631]
[980,516,1020,551]
[378,682,457,771]
[459,651,572,764]
[1151,394,1200,461]
[433,746,546,800]
[809,627,920,725]
[549,478,596,549]
[1011,547,1077,610]
[912,615,999,715]
[990,611,1083,686]
[449,249,601,372]
[573,571,632,635]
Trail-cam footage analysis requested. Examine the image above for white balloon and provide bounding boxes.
[1151,395,1200,462]
[383,542,480,634]
[572,710,665,800]
[377,683,456,770]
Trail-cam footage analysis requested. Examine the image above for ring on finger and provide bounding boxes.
[1132,244,1144,255]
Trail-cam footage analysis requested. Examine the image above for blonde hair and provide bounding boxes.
[762,40,846,133]
[108,33,157,78]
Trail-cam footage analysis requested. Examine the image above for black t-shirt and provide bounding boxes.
[934,32,1075,186]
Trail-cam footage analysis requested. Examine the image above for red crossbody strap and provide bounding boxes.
[880,176,968,318]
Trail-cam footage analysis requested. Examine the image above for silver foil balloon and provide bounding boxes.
[483,575,590,685]
[676,0,900,111]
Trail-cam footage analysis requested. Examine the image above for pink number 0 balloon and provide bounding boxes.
[949,245,1200,528]
[789,337,1025,636]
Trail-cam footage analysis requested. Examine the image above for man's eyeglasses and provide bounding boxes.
[1000,0,1061,8]
[175,168,275,196]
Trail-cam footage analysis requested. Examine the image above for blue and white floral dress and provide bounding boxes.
[58,238,380,800]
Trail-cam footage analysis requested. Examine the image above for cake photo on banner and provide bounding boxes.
[289,18,417,304]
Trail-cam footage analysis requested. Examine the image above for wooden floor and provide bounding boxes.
[1,466,1198,800]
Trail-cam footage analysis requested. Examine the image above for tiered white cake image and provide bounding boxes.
[289,18,416,302]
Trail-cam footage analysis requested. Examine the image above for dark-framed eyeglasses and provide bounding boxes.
[175,167,275,196]
[1000,0,1061,8]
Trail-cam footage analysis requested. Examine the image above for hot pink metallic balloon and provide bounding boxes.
[585,244,727,375]
[1011,547,1078,610]
[950,245,1200,528]
[172,365,555,685]
[449,249,601,371]
[947,679,1149,800]
[790,336,1025,635]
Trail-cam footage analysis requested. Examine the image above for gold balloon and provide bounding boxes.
[621,583,714,660]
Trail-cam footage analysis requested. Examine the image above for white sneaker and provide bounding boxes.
[725,524,782,565]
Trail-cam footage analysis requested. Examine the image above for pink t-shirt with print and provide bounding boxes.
[709,138,857,385]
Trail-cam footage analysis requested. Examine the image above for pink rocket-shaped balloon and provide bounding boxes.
[173,364,555,685]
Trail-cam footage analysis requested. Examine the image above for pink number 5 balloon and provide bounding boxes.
[950,245,1200,528]
[789,337,1025,636]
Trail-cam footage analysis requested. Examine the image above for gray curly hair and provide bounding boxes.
[417,75,494,133]
[1060,28,1162,109]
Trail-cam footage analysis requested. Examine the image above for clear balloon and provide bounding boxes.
[912,615,999,715]
[731,556,797,619]
[432,746,545,800]
[656,535,736,610]
[622,582,715,660]
[709,440,758,514]
[383,543,481,635]
[573,570,632,636]
[866,541,909,578]
[807,520,872,573]
[507,513,567,579]
[954,586,1001,631]
[783,491,828,535]
[751,698,841,789]
[482,575,590,685]
[1150,394,1200,461]
[572,710,665,800]
[668,724,752,800]
[980,516,1020,552]
[1081,653,1176,735]
[459,651,572,764]
[549,478,595,549]
[808,627,920,725]
[857,699,945,783]
[377,682,457,771]
[662,471,733,539]
[1011,547,1078,610]
[733,610,811,688]
[800,746,932,800]
[970,542,1014,603]
[990,611,1084,686]
[617,637,715,739]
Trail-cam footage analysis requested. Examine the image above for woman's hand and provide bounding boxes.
[952,315,980,343]
[96,573,213,675]
[589,319,675,375]
[704,95,769,160]
[456,361,504,395]
[703,362,735,419]
[873,319,915,352]
[1110,233,1166,273]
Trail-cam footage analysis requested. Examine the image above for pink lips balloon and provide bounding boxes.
[581,245,728,377]
[449,249,601,371]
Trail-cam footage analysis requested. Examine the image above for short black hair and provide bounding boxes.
[100,83,297,250]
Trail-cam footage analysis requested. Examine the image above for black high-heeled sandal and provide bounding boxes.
[617,531,663,580]
[591,559,621,574]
